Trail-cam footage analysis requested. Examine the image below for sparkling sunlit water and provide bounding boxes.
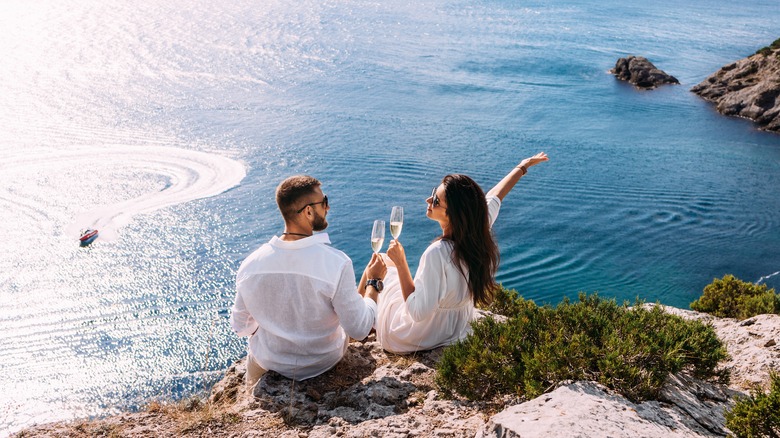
[2,0,780,434]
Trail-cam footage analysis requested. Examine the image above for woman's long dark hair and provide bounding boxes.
[440,174,500,307]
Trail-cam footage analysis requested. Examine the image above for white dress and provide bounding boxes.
[376,196,501,353]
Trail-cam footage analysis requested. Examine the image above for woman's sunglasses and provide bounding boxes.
[430,188,440,207]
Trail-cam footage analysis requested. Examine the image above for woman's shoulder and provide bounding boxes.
[421,239,453,260]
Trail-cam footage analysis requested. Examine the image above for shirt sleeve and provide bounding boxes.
[486,195,501,228]
[406,245,447,322]
[330,259,377,340]
[230,285,259,337]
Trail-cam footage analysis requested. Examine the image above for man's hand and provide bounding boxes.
[366,252,387,280]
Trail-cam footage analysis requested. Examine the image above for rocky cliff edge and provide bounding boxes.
[14,307,780,437]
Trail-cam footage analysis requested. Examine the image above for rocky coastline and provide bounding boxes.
[14,306,780,437]
[691,40,780,133]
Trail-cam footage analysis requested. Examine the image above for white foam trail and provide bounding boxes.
[0,146,245,241]
[756,271,780,285]
[64,146,246,241]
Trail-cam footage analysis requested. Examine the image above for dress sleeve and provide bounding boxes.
[230,284,259,337]
[406,245,447,322]
[331,259,377,340]
[486,195,501,228]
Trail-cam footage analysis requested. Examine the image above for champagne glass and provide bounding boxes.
[371,220,385,253]
[390,206,403,239]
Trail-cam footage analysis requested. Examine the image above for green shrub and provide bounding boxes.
[726,372,780,437]
[755,38,780,56]
[484,286,537,317]
[437,292,728,402]
[690,275,779,320]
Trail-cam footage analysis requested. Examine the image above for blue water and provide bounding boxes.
[1,0,779,434]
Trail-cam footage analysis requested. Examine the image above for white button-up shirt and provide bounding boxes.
[231,233,376,380]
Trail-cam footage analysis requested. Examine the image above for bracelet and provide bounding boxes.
[516,165,527,175]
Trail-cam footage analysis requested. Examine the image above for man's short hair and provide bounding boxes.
[276,175,321,220]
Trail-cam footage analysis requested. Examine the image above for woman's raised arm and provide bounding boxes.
[486,152,548,202]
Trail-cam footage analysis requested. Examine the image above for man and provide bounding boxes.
[231,175,386,388]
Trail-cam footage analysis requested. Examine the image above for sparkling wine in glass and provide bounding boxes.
[371,220,385,253]
[390,206,403,239]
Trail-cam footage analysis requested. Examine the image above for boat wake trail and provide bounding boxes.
[0,145,246,243]
[63,146,246,242]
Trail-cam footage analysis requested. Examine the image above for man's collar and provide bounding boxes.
[269,233,331,248]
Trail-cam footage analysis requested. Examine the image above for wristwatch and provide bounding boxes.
[366,278,384,292]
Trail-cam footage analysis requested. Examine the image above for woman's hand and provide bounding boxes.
[486,151,549,201]
[519,151,549,169]
[387,239,416,301]
[386,239,407,269]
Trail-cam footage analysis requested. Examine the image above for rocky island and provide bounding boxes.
[14,303,780,437]
[611,56,680,89]
[691,39,780,133]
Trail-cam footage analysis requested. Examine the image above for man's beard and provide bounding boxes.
[312,211,328,231]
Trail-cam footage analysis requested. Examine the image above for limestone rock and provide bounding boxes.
[477,376,738,438]
[691,44,780,133]
[611,56,680,89]
[211,336,486,437]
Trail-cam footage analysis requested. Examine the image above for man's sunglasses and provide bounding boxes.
[296,195,329,214]
[430,188,440,207]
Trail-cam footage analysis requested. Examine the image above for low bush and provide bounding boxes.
[437,291,728,402]
[755,38,780,57]
[690,274,779,320]
[726,372,780,437]
[484,285,537,317]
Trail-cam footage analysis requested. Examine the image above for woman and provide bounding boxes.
[368,152,548,353]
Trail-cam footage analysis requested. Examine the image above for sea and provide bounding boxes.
[1,0,779,434]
